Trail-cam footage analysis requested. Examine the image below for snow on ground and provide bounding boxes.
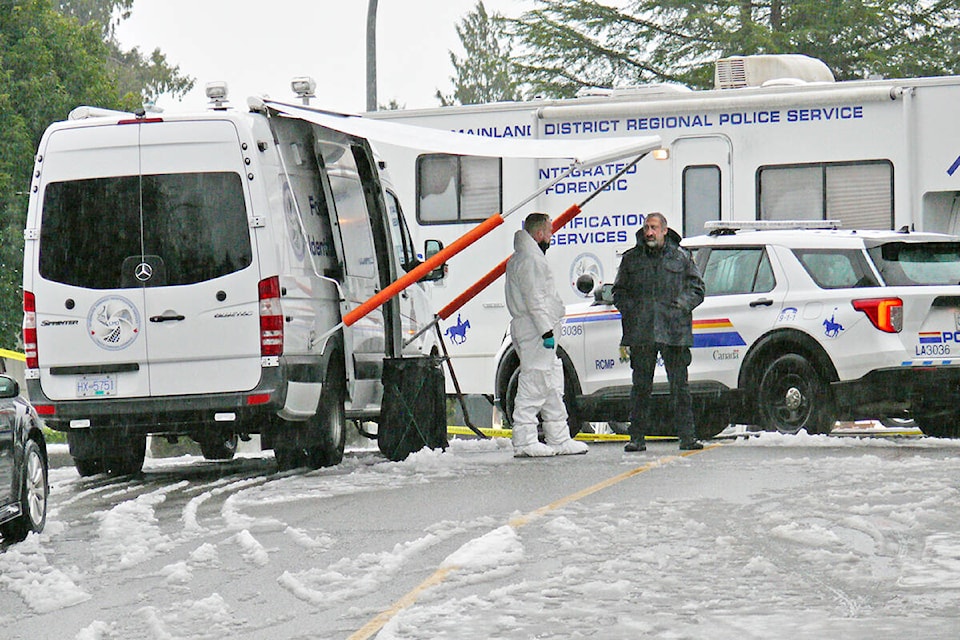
[374,433,960,639]
[2,433,959,638]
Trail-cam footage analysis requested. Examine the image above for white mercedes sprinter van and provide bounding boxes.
[22,97,439,475]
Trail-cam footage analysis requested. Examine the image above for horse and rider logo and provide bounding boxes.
[444,314,471,345]
[823,309,844,338]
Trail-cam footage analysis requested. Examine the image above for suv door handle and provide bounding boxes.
[749,298,774,307]
[150,313,185,322]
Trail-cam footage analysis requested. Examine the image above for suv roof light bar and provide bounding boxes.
[705,220,841,235]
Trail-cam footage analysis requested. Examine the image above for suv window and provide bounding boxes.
[793,249,879,289]
[40,172,252,289]
[701,247,775,295]
[867,242,960,286]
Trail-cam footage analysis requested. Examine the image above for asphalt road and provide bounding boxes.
[6,432,959,639]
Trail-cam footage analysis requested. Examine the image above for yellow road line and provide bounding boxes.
[348,443,721,639]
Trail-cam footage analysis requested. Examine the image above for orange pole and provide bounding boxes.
[437,203,581,321]
[344,213,504,327]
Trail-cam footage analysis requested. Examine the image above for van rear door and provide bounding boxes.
[33,119,260,401]
[135,120,260,396]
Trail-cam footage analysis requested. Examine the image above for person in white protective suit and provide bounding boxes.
[505,213,589,458]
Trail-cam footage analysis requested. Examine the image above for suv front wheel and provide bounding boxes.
[503,364,586,438]
[757,353,834,435]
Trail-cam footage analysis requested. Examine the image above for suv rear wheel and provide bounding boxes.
[757,353,834,435]
[911,406,960,438]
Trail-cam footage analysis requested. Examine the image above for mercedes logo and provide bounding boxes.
[135,262,153,282]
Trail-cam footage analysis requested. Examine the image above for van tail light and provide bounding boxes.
[852,297,903,333]
[23,291,38,369]
[259,277,283,357]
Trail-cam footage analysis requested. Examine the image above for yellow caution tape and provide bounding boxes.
[0,349,25,362]
[445,425,676,442]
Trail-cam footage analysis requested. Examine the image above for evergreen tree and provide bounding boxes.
[439,1,521,106]
[57,0,193,106]
[505,0,960,97]
[0,0,193,345]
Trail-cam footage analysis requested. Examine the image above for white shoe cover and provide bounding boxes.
[514,442,558,458]
[550,439,589,456]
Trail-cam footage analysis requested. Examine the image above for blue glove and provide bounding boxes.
[543,336,555,349]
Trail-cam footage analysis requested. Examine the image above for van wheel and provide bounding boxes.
[199,433,239,460]
[504,364,586,439]
[274,359,346,472]
[103,436,146,475]
[74,458,104,477]
[757,354,834,435]
[0,439,48,542]
[308,358,346,468]
[69,430,145,476]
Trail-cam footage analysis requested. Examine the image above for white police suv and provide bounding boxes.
[494,221,960,439]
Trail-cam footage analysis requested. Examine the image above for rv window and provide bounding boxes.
[793,249,879,289]
[683,165,721,236]
[39,172,252,289]
[758,161,892,229]
[700,248,775,295]
[416,154,501,224]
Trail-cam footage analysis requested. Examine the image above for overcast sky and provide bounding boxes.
[114,0,531,114]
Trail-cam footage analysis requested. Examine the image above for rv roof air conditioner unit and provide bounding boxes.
[715,54,835,90]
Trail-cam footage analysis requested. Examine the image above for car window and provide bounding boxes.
[867,242,960,286]
[793,249,879,289]
[701,247,775,295]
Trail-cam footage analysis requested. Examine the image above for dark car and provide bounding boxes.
[0,374,48,543]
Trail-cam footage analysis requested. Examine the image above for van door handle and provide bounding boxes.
[150,313,185,322]
[749,298,774,308]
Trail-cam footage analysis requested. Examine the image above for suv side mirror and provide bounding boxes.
[595,283,615,305]
[421,239,446,282]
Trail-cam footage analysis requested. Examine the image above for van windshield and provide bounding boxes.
[867,242,960,286]
[39,172,252,289]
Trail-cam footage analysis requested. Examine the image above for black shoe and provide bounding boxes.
[679,440,704,450]
[624,440,646,452]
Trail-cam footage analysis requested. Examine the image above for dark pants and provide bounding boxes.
[628,343,696,444]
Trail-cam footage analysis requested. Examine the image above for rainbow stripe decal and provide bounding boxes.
[563,310,620,324]
[918,331,943,344]
[693,318,747,348]
[562,312,746,348]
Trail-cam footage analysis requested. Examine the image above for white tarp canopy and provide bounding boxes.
[260,99,661,168]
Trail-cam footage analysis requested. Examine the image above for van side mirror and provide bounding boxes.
[595,283,615,305]
[421,239,446,282]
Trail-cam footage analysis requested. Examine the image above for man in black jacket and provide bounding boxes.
[612,212,705,451]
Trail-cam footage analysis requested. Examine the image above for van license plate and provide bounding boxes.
[77,375,117,397]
